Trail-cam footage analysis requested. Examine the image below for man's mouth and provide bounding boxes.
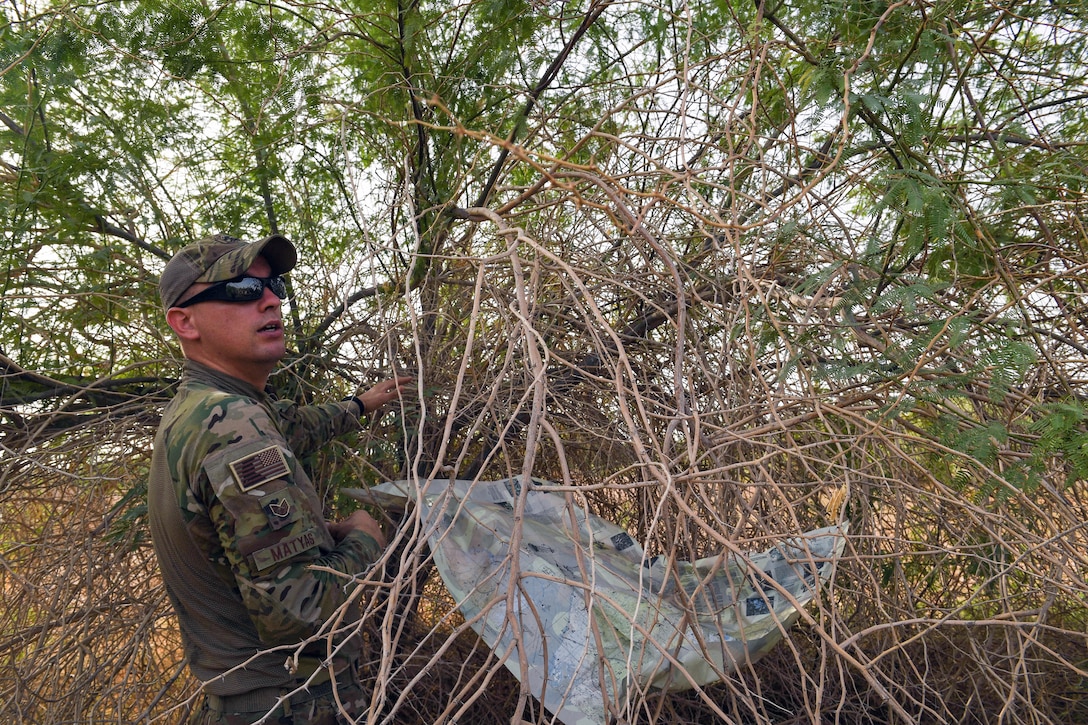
[259,321,282,333]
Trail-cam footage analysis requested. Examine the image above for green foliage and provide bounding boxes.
[2,0,1088,723]
[1030,402,1088,487]
[105,477,149,549]
[983,335,1036,403]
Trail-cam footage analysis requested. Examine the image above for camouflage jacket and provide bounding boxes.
[148,360,381,697]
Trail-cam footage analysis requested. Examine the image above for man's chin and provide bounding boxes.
[256,341,287,362]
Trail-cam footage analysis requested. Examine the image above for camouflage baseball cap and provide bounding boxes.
[158,233,297,311]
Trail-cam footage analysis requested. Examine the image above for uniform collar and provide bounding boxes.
[181,359,271,400]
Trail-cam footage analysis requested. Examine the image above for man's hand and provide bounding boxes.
[355,376,414,415]
[328,509,387,547]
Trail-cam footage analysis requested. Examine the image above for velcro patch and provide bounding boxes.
[260,490,301,531]
[228,445,290,492]
[251,527,319,571]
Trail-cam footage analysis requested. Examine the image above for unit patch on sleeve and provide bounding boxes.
[228,445,291,492]
[260,490,301,530]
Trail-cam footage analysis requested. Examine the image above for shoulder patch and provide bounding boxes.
[260,489,302,530]
[228,445,291,492]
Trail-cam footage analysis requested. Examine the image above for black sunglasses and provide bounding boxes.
[176,275,289,308]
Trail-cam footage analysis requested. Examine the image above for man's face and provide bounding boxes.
[175,255,287,386]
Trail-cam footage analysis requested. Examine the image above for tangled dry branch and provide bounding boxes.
[2,2,1087,723]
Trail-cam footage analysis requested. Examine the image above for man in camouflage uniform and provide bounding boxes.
[149,233,411,725]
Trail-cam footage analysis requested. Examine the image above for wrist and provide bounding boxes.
[342,395,366,417]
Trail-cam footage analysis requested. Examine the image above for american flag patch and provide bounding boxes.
[228,446,291,492]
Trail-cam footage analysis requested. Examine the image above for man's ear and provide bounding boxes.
[166,307,201,342]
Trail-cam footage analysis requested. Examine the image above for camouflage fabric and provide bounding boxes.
[149,360,381,699]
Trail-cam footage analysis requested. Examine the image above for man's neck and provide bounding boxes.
[183,356,271,393]
[182,352,272,391]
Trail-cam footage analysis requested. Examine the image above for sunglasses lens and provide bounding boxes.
[224,277,266,301]
[268,275,287,299]
[222,276,287,301]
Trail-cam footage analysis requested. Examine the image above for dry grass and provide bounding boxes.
[1,375,1084,724]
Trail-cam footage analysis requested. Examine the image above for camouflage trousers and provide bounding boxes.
[187,678,368,725]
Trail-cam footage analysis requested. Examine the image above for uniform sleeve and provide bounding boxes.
[272,399,361,457]
[194,396,380,645]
